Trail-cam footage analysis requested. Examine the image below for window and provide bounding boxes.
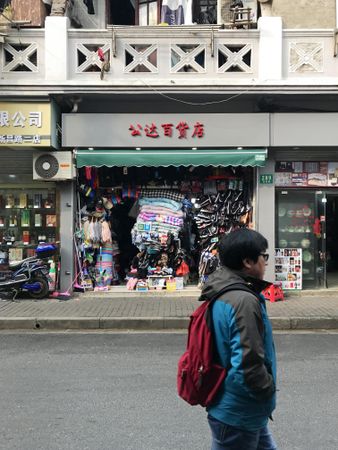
[193,0,217,24]
[136,0,161,25]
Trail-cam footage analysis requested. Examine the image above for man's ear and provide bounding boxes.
[242,258,253,270]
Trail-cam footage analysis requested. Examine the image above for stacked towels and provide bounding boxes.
[131,196,184,252]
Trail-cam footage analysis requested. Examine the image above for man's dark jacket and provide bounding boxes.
[200,266,277,431]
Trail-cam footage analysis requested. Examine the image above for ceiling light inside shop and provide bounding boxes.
[9,174,16,178]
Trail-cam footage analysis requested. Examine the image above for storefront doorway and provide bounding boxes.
[76,163,256,291]
[319,191,338,289]
[276,189,338,290]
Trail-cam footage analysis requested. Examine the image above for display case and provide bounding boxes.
[0,187,58,265]
[276,190,319,288]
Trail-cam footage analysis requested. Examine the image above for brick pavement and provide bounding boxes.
[0,289,338,330]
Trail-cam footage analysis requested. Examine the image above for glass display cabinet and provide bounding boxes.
[0,187,58,267]
[275,189,321,289]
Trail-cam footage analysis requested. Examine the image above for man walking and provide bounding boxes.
[200,228,278,450]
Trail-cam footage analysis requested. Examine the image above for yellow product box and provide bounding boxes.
[166,279,176,291]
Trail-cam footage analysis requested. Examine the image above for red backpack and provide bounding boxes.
[177,283,251,407]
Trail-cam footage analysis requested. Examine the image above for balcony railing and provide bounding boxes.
[0,29,45,81]
[0,24,337,88]
[68,26,259,84]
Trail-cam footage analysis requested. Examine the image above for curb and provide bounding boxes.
[1,316,338,331]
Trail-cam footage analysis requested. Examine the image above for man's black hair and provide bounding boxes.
[218,228,268,270]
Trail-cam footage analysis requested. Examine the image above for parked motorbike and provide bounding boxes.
[0,243,57,300]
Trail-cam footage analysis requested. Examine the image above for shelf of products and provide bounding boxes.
[0,188,58,264]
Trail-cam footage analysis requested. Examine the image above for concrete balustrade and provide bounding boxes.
[0,19,337,88]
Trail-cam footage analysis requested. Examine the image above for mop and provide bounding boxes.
[73,234,86,292]
[50,257,73,301]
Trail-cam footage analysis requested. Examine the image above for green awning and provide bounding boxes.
[75,148,267,168]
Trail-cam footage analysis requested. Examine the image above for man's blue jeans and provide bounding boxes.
[208,415,278,450]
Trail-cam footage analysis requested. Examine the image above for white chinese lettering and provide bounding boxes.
[29,111,42,128]
[0,111,10,127]
[13,135,23,144]
[12,112,26,128]
[33,135,41,144]
[6,135,14,143]
[0,135,6,143]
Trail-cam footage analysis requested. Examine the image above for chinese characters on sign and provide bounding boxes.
[259,174,274,185]
[0,135,41,145]
[0,110,42,145]
[129,121,205,139]
[0,111,42,128]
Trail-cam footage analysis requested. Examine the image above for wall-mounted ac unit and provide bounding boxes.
[33,152,75,181]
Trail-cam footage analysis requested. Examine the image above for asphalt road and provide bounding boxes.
[0,332,337,450]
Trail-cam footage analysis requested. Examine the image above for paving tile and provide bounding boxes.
[0,293,338,322]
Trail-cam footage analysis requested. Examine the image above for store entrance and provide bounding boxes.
[321,192,338,289]
[76,165,254,292]
[276,189,338,290]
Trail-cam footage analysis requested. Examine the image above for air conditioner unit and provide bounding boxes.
[33,152,75,181]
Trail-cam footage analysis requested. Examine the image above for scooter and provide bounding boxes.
[0,243,57,300]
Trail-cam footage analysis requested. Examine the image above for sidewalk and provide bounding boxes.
[1,286,338,331]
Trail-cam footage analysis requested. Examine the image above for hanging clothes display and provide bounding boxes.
[161,0,192,25]
[194,178,252,285]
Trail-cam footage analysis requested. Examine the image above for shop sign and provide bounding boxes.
[259,174,273,184]
[129,121,204,139]
[0,102,55,147]
[275,161,338,188]
[62,113,270,148]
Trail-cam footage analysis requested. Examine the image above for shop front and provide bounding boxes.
[275,162,338,290]
[0,101,74,293]
[63,113,270,292]
[271,113,338,291]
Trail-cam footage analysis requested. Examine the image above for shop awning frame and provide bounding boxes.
[75,148,267,168]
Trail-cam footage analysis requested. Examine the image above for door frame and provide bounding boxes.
[319,189,338,288]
